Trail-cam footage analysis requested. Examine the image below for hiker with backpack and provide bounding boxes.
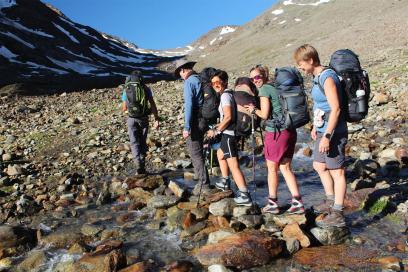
[294,44,349,228]
[245,65,305,214]
[206,70,253,206]
[174,58,210,195]
[122,70,160,174]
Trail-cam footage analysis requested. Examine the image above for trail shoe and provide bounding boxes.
[286,198,305,214]
[316,209,346,228]
[262,198,280,214]
[234,190,253,207]
[312,199,334,215]
[215,177,231,191]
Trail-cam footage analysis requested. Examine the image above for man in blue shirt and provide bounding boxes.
[174,59,209,194]
[122,70,159,174]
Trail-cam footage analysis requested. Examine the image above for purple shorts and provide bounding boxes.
[264,129,297,163]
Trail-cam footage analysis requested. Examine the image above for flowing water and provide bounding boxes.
[11,130,406,271]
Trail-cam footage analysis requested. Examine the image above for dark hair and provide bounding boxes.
[211,70,229,85]
[234,77,258,96]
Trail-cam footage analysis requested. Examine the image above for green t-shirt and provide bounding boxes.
[259,84,282,132]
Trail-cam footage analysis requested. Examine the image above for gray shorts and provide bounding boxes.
[313,132,348,169]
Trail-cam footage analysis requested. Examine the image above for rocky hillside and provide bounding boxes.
[0,0,180,93]
[192,0,408,75]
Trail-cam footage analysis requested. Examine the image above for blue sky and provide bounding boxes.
[42,0,277,50]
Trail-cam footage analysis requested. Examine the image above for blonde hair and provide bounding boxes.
[293,44,321,65]
[250,65,269,82]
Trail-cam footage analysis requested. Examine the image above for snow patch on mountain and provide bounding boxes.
[3,16,54,38]
[220,26,236,35]
[0,45,18,59]
[283,0,331,6]
[279,20,287,25]
[53,23,79,43]
[0,0,16,10]
[2,32,34,49]
[90,45,144,64]
[57,46,92,61]
[47,57,101,74]
[271,9,284,15]
[59,17,100,41]
[295,18,302,22]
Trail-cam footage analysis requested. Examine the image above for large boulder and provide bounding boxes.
[208,198,236,217]
[195,231,283,269]
[310,227,350,245]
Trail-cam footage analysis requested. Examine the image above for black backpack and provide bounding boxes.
[270,67,310,130]
[317,49,370,122]
[199,67,219,125]
[125,74,149,118]
[233,89,259,137]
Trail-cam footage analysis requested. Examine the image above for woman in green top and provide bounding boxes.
[246,66,304,214]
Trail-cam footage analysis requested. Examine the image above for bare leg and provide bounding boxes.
[313,161,334,196]
[279,158,300,197]
[266,160,279,198]
[226,157,247,190]
[329,168,346,206]
[217,148,229,178]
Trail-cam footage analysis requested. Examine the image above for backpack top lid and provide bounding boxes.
[126,71,143,84]
[274,67,303,88]
[329,49,362,73]
[199,67,218,84]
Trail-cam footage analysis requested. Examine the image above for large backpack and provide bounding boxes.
[233,88,259,137]
[270,67,310,130]
[125,74,149,118]
[199,67,220,125]
[317,49,370,122]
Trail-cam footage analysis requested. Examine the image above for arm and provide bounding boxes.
[183,82,193,132]
[147,95,159,121]
[253,96,270,120]
[122,102,127,112]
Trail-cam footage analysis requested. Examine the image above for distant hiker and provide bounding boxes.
[207,70,252,206]
[174,58,210,195]
[245,66,304,214]
[294,44,348,228]
[122,70,159,174]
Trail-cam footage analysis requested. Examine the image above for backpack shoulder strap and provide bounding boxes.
[316,67,333,96]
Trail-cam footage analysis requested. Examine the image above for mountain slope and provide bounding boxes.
[192,0,408,74]
[0,0,179,92]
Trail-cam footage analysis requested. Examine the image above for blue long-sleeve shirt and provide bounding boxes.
[183,74,203,131]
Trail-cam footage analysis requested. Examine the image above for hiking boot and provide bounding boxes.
[262,198,280,214]
[286,198,305,214]
[312,199,334,215]
[215,177,231,191]
[234,190,253,207]
[316,209,346,228]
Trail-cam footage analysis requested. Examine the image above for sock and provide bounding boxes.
[332,204,344,211]
[326,195,335,201]
[238,187,248,193]
[222,176,230,181]
[293,195,302,201]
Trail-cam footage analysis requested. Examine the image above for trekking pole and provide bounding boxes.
[197,136,211,208]
[251,113,257,206]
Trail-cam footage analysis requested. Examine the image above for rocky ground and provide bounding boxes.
[0,70,407,271]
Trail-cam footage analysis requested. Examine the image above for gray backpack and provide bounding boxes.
[267,67,310,130]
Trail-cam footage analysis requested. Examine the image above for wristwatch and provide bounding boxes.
[324,133,332,140]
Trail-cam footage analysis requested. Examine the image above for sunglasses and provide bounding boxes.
[250,75,263,81]
[211,80,223,86]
